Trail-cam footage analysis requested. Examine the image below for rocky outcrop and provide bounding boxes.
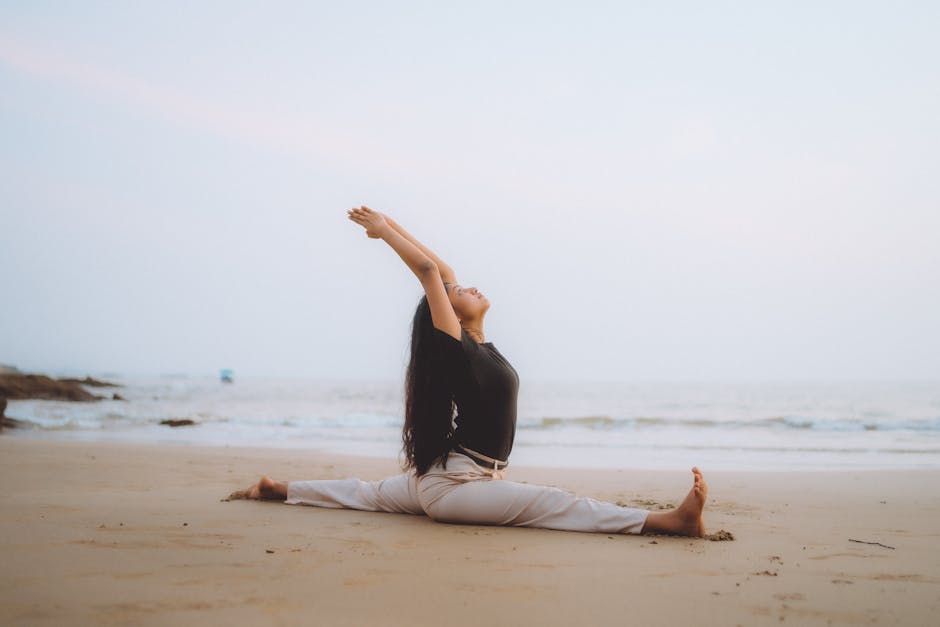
[58,377,120,388]
[0,373,122,433]
[0,373,120,402]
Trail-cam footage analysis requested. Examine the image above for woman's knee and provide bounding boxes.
[423,503,448,523]
[417,492,452,522]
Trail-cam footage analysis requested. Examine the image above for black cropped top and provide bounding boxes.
[432,327,520,462]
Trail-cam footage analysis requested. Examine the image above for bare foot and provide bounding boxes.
[224,476,287,501]
[673,466,707,536]
[640,467,707,537]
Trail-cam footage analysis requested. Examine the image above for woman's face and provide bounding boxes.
[447,282,490,321]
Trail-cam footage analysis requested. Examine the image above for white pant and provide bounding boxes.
[285,452,649,534]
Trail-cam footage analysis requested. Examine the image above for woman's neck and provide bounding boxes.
[461,322,485,344]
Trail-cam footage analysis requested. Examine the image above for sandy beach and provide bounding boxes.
[1,437,938,626]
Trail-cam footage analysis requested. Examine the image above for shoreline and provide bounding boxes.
[2,438,938,625]
[6,376,938,474]
[4,428,939,472]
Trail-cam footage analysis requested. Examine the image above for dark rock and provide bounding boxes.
[59,376,121,388]
[112,393,126,401]
[160,418,196,427]
[0,373,114,402]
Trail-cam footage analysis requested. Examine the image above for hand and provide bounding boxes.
[347,205,390,239]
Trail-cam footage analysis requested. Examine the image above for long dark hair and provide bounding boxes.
[402,294,456,476]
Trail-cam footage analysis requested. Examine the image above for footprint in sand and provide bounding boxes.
[773,593,804,601]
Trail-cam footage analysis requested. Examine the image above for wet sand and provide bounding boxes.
[1,438,938,626]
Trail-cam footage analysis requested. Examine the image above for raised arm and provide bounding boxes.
[347,205,462,339]
[383,215,457,284]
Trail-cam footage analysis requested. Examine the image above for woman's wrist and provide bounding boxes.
[375,222,395,240]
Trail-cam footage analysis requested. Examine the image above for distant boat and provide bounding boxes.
[220,369,234,383]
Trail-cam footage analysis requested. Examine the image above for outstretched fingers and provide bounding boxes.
[347,207,373,225]
[348,209,369,230]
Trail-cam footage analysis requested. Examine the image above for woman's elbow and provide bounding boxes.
[418,259,438,279]
[438,264,456,283]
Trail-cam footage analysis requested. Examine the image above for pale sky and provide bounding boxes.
[1,1,938,382]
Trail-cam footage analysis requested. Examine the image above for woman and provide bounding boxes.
[232,205,707,537]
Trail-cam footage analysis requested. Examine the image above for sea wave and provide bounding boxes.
[6,376,939,470]
[519,415,940,432]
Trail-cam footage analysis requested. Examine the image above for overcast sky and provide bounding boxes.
[1,1,938,382]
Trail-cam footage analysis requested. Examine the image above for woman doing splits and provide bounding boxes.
[233,205,707,537]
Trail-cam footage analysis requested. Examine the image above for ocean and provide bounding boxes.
[6,377,939,471]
